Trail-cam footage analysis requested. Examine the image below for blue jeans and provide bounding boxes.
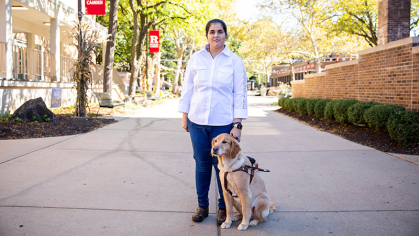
[187,119,232,209]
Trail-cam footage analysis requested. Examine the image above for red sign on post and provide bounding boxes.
[149,30,160,53]
[85,0,106,15]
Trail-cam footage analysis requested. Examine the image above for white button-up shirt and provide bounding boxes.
[178,44,248,126]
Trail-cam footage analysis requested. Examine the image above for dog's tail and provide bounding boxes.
[269,202,276,213]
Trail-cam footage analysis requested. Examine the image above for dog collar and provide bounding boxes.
[219,156,240,173]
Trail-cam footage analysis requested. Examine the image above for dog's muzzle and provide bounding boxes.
[212,147,220,156]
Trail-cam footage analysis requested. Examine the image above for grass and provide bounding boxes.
[50,105,76,115]
[0,111,12,121]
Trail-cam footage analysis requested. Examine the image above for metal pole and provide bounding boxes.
[78,0,84,116]
[146,14,148,91]
[78,0,83,57]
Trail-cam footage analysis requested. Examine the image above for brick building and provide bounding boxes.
[291,0,419,111]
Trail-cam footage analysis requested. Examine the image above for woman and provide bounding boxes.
[178,19,248,225]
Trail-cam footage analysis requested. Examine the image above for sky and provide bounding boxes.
[233,0,296,30]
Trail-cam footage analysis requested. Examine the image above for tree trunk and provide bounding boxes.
[103,0,119,94]
[266,68,270,86]
[153,51,161,95]
[135,27,148,91]
[171,30,189,94]
[128,0,139,97]
[172,58,182,93]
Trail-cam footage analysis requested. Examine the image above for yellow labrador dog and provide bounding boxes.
[212,133,275,231]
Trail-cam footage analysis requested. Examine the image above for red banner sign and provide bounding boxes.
[149,30,160,53]
[85,0,106,15]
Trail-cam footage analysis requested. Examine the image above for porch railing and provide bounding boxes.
[2,43,125,95]
[60,55,76,83]
[12,45,56,81]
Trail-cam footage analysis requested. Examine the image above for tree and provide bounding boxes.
[169,28,197,93]
[412,0,419,36]
[96,0,134,69]
[103,0,119,94]
[238,18,285,82]
[261,0,369,74]
[71,21,103,117]
[127,0,191,97]
[328,0,378,47]
[329,0,419,45]
[261,0,335,72]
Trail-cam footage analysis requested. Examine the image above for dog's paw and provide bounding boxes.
[249,219,261,227]
[238,223,248,231]
[220,222,231,229]
[232,214,242,222]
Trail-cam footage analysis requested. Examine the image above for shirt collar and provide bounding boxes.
[202,44,231,57]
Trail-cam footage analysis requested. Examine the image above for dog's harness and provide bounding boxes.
[223,162,270,198]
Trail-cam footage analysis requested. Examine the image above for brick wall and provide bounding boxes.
[413,47,419,110]
[377,0,389,45]
[326,64,359,100]
[377,0,411,45]
[292,37,419,111]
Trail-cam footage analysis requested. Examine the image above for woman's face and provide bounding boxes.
[207,23,226,50]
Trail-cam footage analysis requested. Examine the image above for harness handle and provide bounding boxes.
[223,163,270,197]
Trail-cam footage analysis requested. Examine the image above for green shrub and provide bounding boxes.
[334,100,360,124]
[295,98,308,115]
[306,99,321,116]
[324,100,339,120]
[283,98,295,112]
[278,97,288,108]
[290,98,303,111]
[364,104,406,130]
[387,111,419,145]
[0,111,12,122]
[347,101,381,125]
[314,99,330,118]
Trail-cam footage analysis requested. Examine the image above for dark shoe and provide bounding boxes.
[217,208,226,225]
[192,207,209,222]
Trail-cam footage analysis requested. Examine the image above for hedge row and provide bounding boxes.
[278,97,418,145]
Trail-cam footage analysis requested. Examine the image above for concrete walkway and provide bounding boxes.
[0,96,418,236]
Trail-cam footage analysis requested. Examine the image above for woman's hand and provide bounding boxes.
[230,119,242,141]
[182,113,189,132]
[230,127,241,141]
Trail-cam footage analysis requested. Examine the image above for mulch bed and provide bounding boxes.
[275,109,419,155]
[0,114,117,140]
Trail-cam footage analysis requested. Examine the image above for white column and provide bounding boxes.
[27,32,35,80]
[0,0,13,79]
[102,43,106,65]
[50,18,60,81]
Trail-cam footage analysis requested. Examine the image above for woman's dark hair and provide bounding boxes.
[205,19,227,38]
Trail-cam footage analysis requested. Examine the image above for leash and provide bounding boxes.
[223,163,270,198]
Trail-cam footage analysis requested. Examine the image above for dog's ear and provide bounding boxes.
[230,136,241,159]
[211,137,216,157]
